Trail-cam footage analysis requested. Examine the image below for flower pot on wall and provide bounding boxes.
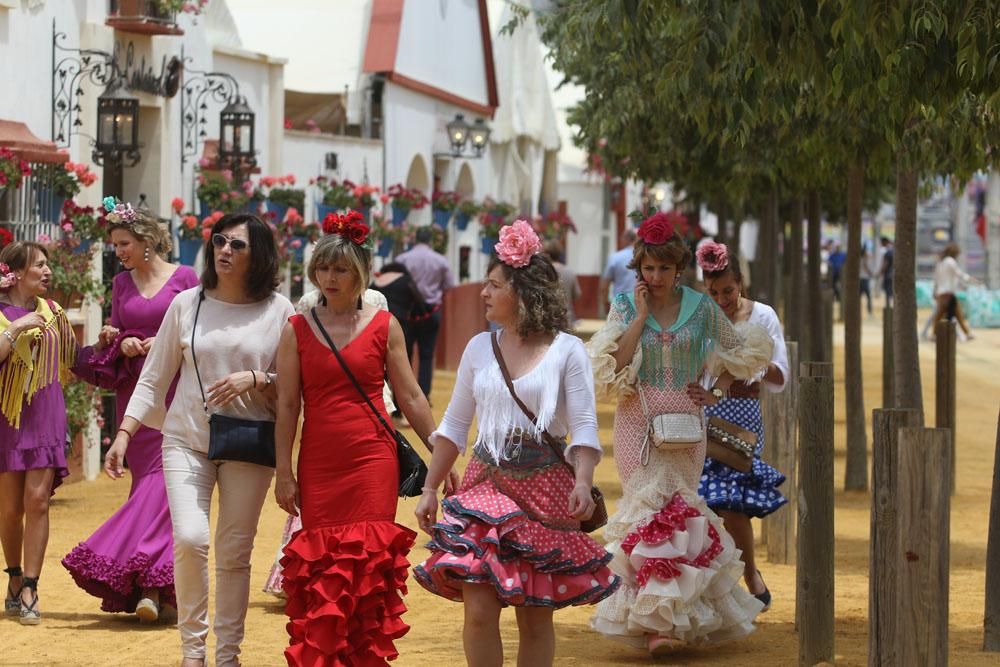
[290,235,308,263]
[71,239,92,255]
[107,0,183,36]
[178,238,202,266]
[265,200,289,224]
[454,212,471,231]
[35,189,66,225]
[432,209,451,229]
[481,237,498,256]
[391,207,409,227]
[377,238,393,258]
[316,202,337,222]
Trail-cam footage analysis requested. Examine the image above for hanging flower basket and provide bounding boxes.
[454,211,471,231]
[391,206,409,227]
[377,238,393,258]
[178,238,202,266]
[432,209,452,229]
[480,236,497,256]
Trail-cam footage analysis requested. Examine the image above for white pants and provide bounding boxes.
[162,444,274,665]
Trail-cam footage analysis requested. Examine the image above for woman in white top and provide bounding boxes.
[926,242,980,340]
[108,213,294,667]
[414,221,619,667]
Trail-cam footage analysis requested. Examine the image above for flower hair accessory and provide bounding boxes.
[495,219,541,268]
[103,196,137,224]
[636,212,676,246]
[322,209,373,250]
[696,240,730,273]
[0,262,15,291]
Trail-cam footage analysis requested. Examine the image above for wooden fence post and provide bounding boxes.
[868,408,921,666]
[763,341,799,565]
[882,306,894,408]
[796,361,834,665]
[897,427,951,666]
[934,319,957,495]
[985,409,1000,651]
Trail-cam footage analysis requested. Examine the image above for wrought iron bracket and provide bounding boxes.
[51,20,116,149]
[179,45,242,170]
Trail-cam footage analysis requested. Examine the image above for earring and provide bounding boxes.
[143,247,150,262]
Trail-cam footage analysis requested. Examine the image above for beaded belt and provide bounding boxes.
[705,421,755,457]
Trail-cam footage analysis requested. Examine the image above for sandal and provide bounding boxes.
[647,634,684,656]
[19,576,40,625]
[4,566,22,617]
[136,596,160,623]
[752,570,772,612]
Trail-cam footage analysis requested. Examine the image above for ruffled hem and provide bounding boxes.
[706,321,773,380]
[415,495,621,608]
[61,544,175,613]
[585,319,641,401]
[0,445,69,495]
[700,456,787,518]
[280,520,416,666]
[593,490,762,646]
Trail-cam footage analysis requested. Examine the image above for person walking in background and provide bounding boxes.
[598,227,638,316]
[396,226,454,400]
[108,213,293,667]
[860,246,874,317]
[64,201,199,623]
[543,239,582,328]
[879,236,894,308]
[828,241,846,302]
[586,212,771,655]
[695,240,788,610]
[414,221,619,667]
[923,242,981,341]
[273,217,454,665]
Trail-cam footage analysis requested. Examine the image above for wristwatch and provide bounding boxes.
[710,387,725,401]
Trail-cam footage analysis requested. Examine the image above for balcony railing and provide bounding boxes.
[106,0,183,36]
[0,166,64,244]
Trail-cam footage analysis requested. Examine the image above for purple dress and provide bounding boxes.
[0,303,71,491]
[62,266,199,613]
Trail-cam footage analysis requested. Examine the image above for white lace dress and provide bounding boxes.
[586,288,771,646]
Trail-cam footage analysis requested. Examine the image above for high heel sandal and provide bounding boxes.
[19,576,40,625]
[752,570,771,612]
[4,566,22,617]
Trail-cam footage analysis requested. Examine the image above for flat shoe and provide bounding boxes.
[136,597,160,623]
[647,635,684,656]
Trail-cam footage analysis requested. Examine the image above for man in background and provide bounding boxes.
[598,227,638,315]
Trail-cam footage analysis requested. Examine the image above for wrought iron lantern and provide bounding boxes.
[468,118,491,157]
[446,114,471,154]
[94,82,140,166]
[218,97,256,172]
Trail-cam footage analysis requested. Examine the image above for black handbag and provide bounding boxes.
[191,290,276,468]
[310,308,428,497]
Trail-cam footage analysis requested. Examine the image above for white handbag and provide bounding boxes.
[638,383,703,465]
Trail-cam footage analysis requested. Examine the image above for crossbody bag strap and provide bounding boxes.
[310,308,397,441]
[190,290,209,414]
[489,332,574,474]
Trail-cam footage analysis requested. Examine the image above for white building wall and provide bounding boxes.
[283,130,383,222]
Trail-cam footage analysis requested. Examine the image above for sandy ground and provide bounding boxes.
[4,310,999,666]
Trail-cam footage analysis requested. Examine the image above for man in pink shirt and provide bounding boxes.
[396,226,455,399]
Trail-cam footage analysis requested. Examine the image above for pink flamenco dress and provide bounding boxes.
[585,288,772,647]
[414,331,620,609]
[279,311,416,666]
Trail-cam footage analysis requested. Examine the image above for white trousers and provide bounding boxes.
[162,444,274,666]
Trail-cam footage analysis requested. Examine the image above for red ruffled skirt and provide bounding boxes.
[414,457,620,607]
[280,521,416,666]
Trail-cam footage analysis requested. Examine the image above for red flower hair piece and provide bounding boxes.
[322,209,371,249]
[637,212,675,245]
[696,240,730,273]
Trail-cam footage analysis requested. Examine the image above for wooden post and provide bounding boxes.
[821,288,834,363]
[868,408,921,666]
[934,319,957,495]
[897,427,951,666]
[882,306,894,408]
[796,361,834,665]
[763,341,799,565]
[985,409,1000,651]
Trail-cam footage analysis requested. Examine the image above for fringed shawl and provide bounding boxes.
[0,298,77,429]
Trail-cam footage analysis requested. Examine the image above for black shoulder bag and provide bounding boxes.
[310,307,427,497]
[191,290,276,467]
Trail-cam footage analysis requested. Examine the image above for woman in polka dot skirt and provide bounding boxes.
[694,241,789,610]
[586,215,772,656]
[414,221,619,667]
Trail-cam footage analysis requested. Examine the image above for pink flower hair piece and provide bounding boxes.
[0,262,16,291]
[495,219,542,268]
[696,240,730,273]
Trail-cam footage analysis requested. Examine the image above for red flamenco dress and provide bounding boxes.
[280,311,416,666]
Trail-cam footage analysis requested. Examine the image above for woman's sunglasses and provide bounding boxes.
[212,234,248,252]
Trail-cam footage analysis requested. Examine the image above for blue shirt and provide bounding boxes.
[603,247,636,298]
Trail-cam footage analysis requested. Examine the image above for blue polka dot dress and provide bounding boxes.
[699,395,787,518]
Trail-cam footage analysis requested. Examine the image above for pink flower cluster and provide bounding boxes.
[181,0,209,15]
[0,262,15,291]
[495,219,541,269]
[201,210,225,240]
[695,241,730,273]
[0,147,31,188]
[64,161,98,187]
[260,174,296,189]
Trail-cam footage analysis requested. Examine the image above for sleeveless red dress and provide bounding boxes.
[281,311,417,666]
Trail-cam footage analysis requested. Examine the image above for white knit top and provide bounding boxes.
[432,330,603,465]
[125,288,295,453]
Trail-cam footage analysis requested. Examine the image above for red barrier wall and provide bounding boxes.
[435,281,488,371]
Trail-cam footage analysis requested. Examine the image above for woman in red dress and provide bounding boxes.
[273,212,456,665]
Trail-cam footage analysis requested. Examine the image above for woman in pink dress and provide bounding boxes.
[64,202,198,622]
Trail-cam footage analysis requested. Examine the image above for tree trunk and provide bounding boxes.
[844,160,868,491]
[893,165,924,419]
[787,196,805,343]
[769,187,783,313]
[755,194,775,302]
[806,189,824,361]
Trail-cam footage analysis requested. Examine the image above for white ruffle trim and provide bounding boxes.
[585,319,642,401]
[706,321,773,380]
[592,487,762,646]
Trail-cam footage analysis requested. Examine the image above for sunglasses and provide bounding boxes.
[211,234,248,252]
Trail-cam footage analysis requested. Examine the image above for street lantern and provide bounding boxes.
[468,118,491,156]
[219,97,255,169]
[446,114,470,154]
[94,82,140,166]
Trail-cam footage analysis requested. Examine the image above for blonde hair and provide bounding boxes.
[107,211,173,256]
[307,234,371,301]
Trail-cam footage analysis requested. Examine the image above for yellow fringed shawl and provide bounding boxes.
[0,298,77,429]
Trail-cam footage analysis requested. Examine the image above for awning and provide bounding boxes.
[0,120,67,164]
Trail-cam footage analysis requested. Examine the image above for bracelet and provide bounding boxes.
[116,428,133,440]
[421,486,438,494]
[2,329,14,344]
[250,370,258,389]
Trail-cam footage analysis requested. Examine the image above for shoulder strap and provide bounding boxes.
[490,332,573,472]
[310,307,397,441]
[190,290,209,414]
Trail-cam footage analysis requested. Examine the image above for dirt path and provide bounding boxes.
[5,314,999,665]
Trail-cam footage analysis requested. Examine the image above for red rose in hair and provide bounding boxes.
[637,212,674,245]
[347,222,369,245]
[322,212,342,235]
[343,209,365,226]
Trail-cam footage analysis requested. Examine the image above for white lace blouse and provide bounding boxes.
[431,330,602,465]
